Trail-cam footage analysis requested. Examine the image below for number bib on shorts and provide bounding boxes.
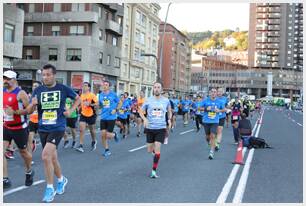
[119,109,124,114]
[42,110,57,125]
[208,111,216,119]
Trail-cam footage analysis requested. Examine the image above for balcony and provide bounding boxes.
[268,19,281,24]
[12,59,47,70]
[268,25,280,30]
[105,20,123,36]
[25,11,99,23]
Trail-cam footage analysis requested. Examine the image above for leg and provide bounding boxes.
[88,124,96,142]
[3,140,10,178]
[52,150,62,179]
[216,126,223,144]
[19,149,32,172]
[27,131,35,154]
[101,130,108,150]
[41,143,57,185]
[79,121,86,145]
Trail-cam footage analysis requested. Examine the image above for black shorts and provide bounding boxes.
[219,118,226,127]
[203,123,218,135]
[117,117,127,125]
[146,128,166,144]
[66,117,78,128]
[100,120,116,132]
[39,131,65,149]
[79,114,96,125]
[4,127,29,150]
[29,121,38,133]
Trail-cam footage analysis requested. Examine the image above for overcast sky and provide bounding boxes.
[159,3,250,32]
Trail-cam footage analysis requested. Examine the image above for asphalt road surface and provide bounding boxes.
[3,105,303,203]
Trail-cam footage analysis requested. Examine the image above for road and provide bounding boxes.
[3,106,303,203]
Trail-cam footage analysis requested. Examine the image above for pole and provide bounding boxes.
[159,2,172,83]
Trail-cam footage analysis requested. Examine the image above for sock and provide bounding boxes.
[58,176,63,182]
[152,153,161,171]
[47,184,54,189]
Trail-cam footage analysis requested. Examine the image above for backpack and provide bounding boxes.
[241,136,252,147]
[248,137,273,149]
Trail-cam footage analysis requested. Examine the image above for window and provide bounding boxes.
[66,49,82,61]
[26,49,33,59]
[118,16,123,26]
[72,3,85,12]
[153,8,157,15]
[149,21,152,33]
[107,55,111,65]
[114,57,120,68]
[99,52,103,64]
[152,39,157,51]
[70,25,84,35]
[112,36,118,46]
[52,26,60,36]
[4,24,14,42]
[99,29,103,40]
[141,14,147,27]
[125,25,129,38]
[53,3,61,12]
[98,7,102,18]
[29,4,35,13]
[153,24,157,35]
[123,64,128,76]
[49,48,58,61]
[135,30,140,43]
[134,48,140,60]
[140,49,145,62]
[135,68,140,78]
[140,32,145,45]
[136,11,141,24]
[124,44,128,57]
[151,71,155,81]
[27,26,34,36]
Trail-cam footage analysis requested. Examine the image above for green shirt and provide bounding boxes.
[65,98,78,118]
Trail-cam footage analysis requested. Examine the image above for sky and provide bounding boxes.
[159,3,250,32]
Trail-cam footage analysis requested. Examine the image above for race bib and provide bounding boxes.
[152,109,163,119]
[119,109,124,114]
[208,112,216,119]
[3,111,14,121]
[103,99,110,108]
[42,110,57,125]
[232,115,238,120]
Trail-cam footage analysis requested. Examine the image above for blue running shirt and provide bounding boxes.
[99,91,119,120]
[201,98,222,124]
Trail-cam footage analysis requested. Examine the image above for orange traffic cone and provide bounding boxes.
[232,140,244,165]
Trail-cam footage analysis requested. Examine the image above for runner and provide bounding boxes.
[136,91,146,137]
[63,97,78,148]
[27,64,81,202]
[215,88,228,151]
[242,96,251,118]
[116,94,130,139]
[99,80,120,157]
[181,96,191,126]
[230,96,243,144]
[170,95,179,132]
[76,82,98,153]
[162,92,173,144]
[124,92,132,135]
[3,70,35,189]
[200,88,221,160]
[138,82,172,178]
[195,95,204,132]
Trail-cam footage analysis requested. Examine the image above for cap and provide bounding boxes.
[3,70,17,79]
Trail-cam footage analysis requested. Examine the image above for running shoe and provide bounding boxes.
[32,139,37,153]
[3,177,11,189]
[102,150,111,157]
[63,140,69,149]
[114,132,119,143]
[42,187,56,203]
[150,170,159,178]
[25,169,35,186]
[71,141,76,148]
[91,141,97,151]
[137,132,140,137]
[5,151,14,160]
[56,176,68,195]
[208,151,214,160]
[75,145,84,153]
[164,137,168,145]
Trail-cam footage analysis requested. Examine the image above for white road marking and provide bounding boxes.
[232,111,264,203]
[128,145,147,152]
[4,180,45,196]
[179,129,194,135]
[216,118,259,203]
[297,123,303,127]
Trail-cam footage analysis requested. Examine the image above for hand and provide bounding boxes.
[5,106,15,116]
[167,120,172,130]
[143,118,149,128]
[111,109,116,115]
[32,96,38,106]
[63,109,71,117]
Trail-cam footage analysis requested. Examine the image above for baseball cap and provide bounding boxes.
[3,70,17,79]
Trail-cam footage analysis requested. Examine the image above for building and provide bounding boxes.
[13,3,123,93]
[249,3,303,70]
[118,3,161,97]
[3,4,24,70]
[191,55,302,100]
[158,23,192,95]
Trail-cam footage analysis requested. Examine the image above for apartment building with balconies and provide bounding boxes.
[118,3,161,97]
[249,3,303,71]
[13,3,123,93]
